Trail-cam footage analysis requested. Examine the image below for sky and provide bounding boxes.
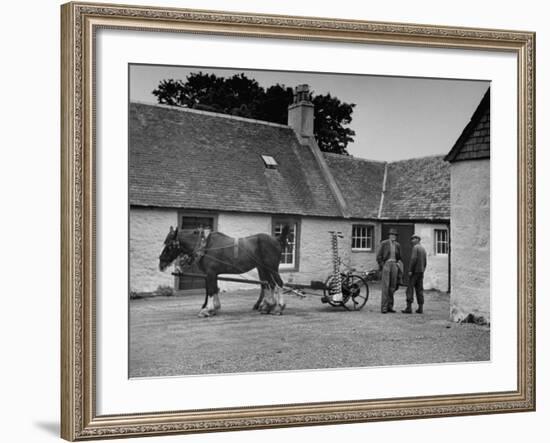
[130,64,489,162]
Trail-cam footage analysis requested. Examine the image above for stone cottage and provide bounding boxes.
[444,88,490,322]
[129,85,450,294]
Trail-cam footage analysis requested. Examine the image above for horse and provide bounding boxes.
[158,226,290,317]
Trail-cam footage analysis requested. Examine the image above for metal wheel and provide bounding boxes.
[341,274,369,311]
[324,273,369,310]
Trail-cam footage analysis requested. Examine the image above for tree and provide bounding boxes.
[313,94,355,154]
[152,72,355,154]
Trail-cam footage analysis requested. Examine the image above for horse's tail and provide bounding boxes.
[277,225,290,249]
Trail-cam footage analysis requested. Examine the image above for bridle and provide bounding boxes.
[168,228,208,265]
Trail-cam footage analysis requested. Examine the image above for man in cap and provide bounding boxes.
[402,234,427,314]
[376,228,401,313]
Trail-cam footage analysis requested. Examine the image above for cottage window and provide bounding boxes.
[352,225,374,251]
[435,229,449,255]
[273,219,299,271]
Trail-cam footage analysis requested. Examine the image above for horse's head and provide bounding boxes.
[158,226,204,271]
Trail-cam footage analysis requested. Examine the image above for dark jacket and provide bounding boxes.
[376,239,402,268]
[409,244,427,273]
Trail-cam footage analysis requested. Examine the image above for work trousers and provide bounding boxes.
[406,272,425,306]
[381,261,398,312]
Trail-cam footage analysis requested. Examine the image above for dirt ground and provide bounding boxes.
[129,283,490,377]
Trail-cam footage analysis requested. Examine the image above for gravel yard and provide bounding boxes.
[129,283,490,377]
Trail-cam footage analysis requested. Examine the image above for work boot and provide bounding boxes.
[401,304,412,314]
[416,305,424,314]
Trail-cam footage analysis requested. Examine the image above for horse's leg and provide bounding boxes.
[198,275,218,318]
[260,278,276,315]
[253,268,267,310]
[253,286,265,310]
[272,272,286,315]
[272,285,286,315]
[260,286,276,314]
[212,277,221,312]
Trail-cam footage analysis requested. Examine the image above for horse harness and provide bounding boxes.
[176,229,242,269]
[176,228,209,266]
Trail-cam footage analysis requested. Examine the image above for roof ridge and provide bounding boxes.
[388,154,445,164]
[130,100,292,129]
[323,152,386,164]
[323,152,445,164]
[444,87,490,163]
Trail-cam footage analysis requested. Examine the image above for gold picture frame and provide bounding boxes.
[61,2,536,440]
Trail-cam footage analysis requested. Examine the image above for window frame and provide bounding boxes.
[272,217,300,272]
[351,224,375,252]
[261,154,278,169]
[434,228,449,255]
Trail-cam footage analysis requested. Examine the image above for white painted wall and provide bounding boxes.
[129,209,384,293]
[349,222,381,275]
[129,209,450,294]
[285,218,351,286]
[129,207,178,292]
[450,159,491,322]
[414,223,450,291]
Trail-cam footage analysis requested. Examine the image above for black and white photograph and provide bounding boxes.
[128,65,491,378]
[2,0,546,441]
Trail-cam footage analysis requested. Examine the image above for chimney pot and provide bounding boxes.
[288,84,314,144]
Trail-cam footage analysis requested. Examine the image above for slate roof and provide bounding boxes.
[445,88,490,162]
[130,102,450,221]
[323,153,386,219]
[381,156,450,220]
[129,103,343,217]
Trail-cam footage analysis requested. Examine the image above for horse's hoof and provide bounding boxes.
[260,305,274,314]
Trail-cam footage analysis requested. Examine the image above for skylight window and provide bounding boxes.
[261,155,278,169]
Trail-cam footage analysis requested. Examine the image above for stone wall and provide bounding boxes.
[283,219,380,286]
[287,218,349,286]
[130,207,177,293]
[349,222,381,275]
[449,159,490,322]
[129,208,450,296]
[414,222,450,291]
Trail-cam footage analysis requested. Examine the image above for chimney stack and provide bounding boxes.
[288,84,314,144]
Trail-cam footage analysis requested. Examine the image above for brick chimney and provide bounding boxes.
[288,84,314,144]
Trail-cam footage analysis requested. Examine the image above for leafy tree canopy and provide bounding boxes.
[153,72,355,154]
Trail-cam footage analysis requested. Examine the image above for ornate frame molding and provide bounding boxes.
[61,2,535,440]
